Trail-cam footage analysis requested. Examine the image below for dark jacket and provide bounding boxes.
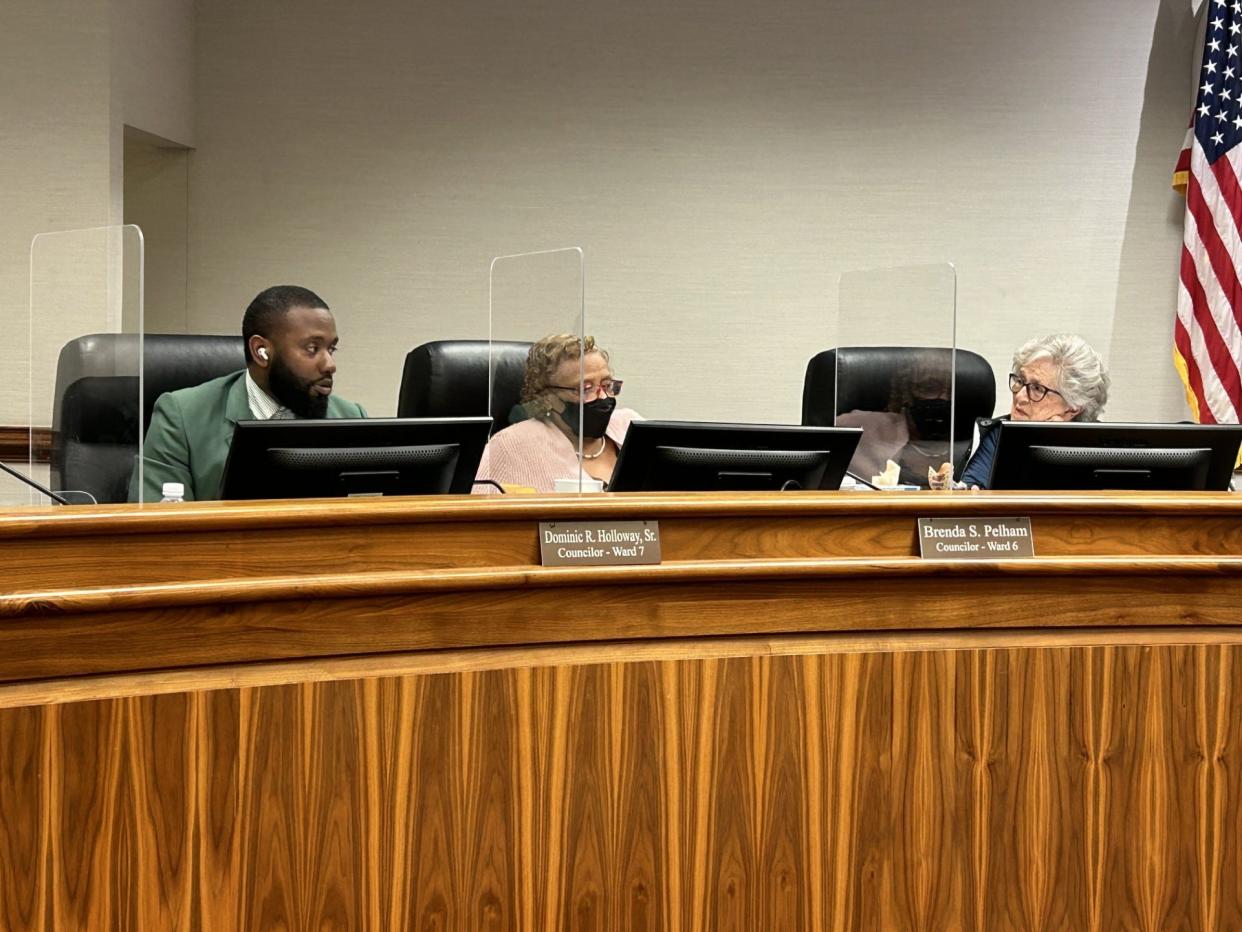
[960,416,1007,489]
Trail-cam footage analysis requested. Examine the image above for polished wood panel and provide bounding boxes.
[1,494,1241,930]
[4,492,1242,611]
[3,570,1242,684]
[2,640,1241,930]
[9,554,1242,618]
[4,626,1242,709]
[2,492,1242,684]
[0,426,50,465]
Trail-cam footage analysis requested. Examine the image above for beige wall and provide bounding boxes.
[0,0,192,503]
[1,0,1208,438]
[112,0,195,335]
[0,0,194,389]
[124,132,191,331]
[0,1,112,504]
[112,0,195,148]
[188,0,1204,424]
[1,0,112,427]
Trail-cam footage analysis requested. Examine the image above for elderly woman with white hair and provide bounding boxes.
[958,333,1110,489]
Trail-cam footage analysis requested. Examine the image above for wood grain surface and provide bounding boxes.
[0,427,50,465]
[1,569,1241,684]
[2,492,1242,686]
[1,639,1241,930]
[2,493,1242,930]
[5,492,1242,598]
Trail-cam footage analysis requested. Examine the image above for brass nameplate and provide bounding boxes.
[917,517,1035,559]
[539,521,662,566]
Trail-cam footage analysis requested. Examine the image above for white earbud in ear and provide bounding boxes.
[258,347,269,361]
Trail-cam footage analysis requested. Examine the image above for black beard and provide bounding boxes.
[268,355,330,418]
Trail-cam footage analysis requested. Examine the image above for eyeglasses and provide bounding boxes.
[1009,372,1064,403]
[548,379,624,400]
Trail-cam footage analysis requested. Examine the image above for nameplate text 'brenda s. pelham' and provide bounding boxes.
[917,517,1035,560]
[539,521,662,567]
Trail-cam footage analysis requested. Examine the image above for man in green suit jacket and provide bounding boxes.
[134,285,366,502]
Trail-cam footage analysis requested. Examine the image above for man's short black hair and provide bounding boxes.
[242,285,330,363]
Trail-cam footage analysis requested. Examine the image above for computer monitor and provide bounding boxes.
[608,420,863,492]
[220,417,492,500]
[987,421,1242,491]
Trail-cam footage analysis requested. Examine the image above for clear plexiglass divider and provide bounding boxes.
[2,249,33,507]
[23,225,147,507]
[833,263,958,490]
[485,247,588,494]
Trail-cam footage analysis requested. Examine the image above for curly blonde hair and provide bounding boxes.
[520,334,610,403]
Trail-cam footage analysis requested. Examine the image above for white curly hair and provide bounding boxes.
[1013,333,1110,422]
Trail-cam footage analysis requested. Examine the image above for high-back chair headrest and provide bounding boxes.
[801,346,996,432]
[397,340,532,430]
[51,333,246,502]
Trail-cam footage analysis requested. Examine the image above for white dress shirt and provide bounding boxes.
[244,370,297,420]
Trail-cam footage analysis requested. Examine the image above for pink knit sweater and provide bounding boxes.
[474,408,639,493]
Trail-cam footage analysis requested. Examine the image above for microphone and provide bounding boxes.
[0,459,71,505]
[845,470,881,490]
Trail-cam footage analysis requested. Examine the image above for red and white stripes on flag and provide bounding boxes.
[1174,134,1242,425]
[1174,1,1242,428]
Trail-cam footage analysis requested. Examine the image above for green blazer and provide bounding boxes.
[131,370,367,502]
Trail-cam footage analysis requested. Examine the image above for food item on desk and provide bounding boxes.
[871,459,901,487]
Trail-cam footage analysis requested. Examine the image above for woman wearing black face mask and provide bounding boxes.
[834,350,956,488]
[475,334,641,493]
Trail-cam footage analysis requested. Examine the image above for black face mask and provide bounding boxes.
[562,396,616,440]
[907,397,951,439]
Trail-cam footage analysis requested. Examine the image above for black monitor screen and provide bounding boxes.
[220,416,492,500]
[608,420,862,492]
[987,421,1242,491]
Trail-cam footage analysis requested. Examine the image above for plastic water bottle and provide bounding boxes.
[160,482,185,503]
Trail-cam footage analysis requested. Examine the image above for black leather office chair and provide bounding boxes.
[51,333,246,503]
[397,340,531,432]
[801,346,996,473]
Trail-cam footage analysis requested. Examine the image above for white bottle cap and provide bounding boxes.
[162,482,185,498]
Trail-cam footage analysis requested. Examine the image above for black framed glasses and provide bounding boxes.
[1009,372,1063,403]
[548,379,623,400]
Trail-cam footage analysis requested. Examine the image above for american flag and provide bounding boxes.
[1174,1,1242,426]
